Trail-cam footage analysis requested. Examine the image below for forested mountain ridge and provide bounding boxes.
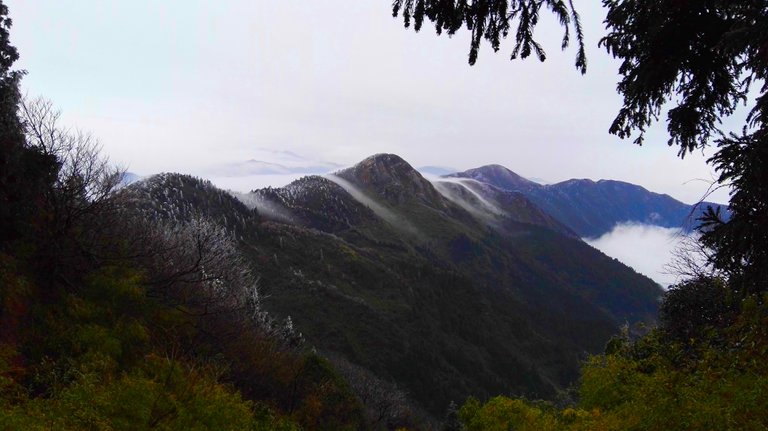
[125,154,663,417]
[450,164,728,238]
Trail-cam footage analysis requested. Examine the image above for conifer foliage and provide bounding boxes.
[600,0,768,295]
[391,0,586,71]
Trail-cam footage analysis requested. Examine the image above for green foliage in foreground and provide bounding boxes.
[0,260,302,431]
[0,353,298,431]
[458,287,768,431]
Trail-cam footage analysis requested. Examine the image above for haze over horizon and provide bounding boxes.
[6,0,743,205]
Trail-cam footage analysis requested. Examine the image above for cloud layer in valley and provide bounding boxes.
[585,223,693,288]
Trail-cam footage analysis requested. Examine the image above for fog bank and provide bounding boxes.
[586,223,689,288]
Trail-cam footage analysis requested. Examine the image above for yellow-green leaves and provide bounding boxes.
[0,355,298,431]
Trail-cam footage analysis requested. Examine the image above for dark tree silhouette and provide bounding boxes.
[600,0,767,155]
[0,1,59,246]
[391,0,586,71]
[600,0,768,294]
[660,276,736,345]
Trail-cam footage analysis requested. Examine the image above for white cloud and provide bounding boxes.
[324,174,420,236]
[206,174,307,193]
[585,223,693,288]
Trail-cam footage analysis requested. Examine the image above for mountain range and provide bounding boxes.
[449,164,725,238]
[125,153,667,416]
[200,153,725,240]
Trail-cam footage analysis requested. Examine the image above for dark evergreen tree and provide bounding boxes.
[600,0,768,295]
[699,132,768,294]
[659,276,737,345]
[391,0,586,70]
[0,0,25,242]
[0,0,57,246]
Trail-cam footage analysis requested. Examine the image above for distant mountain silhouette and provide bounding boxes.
[450,164,728,238]
[417,165,459,176]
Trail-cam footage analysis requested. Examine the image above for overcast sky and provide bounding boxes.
[6,1,742,204]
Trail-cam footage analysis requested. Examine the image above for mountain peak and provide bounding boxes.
[336,153,445,207]
[352,153,414,174]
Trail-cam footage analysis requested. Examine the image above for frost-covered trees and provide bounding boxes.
[121,213,300,345]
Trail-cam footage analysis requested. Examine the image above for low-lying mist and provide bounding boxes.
[430,177,502,221]
[323,174,420,236]
[585,223,693,288]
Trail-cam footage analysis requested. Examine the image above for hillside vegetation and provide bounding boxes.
[124,153,662,416]
[0,96,371,429]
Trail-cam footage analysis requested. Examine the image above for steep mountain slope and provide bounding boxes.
[126,155,662,417]
[329,155,659,320]
[333,154,575,239]
[451,164,726,238]
[430,177,577,238]
[119,171,141,187]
